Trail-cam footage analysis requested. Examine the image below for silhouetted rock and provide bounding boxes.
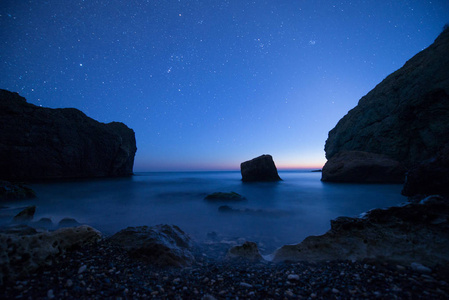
[240,154,281,182]
[272,195,449,267]
[108,225,195,267]
[0,225,101,285]
[402,144,449,197]
[323,28,449,182]
[0,89,137,180]
[58,218,81,228]
[226,241,263,261]
[321,151,406,183]
[0,181,36,200]
[204,192,245,201]
[13,206,36,223]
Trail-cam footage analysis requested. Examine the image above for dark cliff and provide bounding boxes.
[324,28,449,170]
[0,89,137,180]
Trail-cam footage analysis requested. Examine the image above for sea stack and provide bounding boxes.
[0,89,137,180]
[240,154,282,182]
[322,27,449,183]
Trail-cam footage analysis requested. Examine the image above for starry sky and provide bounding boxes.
[1,1,448,171]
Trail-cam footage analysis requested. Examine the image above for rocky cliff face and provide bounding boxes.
[0,89,137,180]
[324,28,449,172]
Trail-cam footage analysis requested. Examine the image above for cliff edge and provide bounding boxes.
[0,89,137,180]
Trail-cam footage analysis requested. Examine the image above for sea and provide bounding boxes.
[1,171,407,253]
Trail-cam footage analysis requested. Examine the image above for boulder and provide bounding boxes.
[0,225,101,285]
[204,192,245,201]
[323,28,449,182]
[58,217,81,228]
[0,180,36,200]
[271,195,449,267]
[108,224,195,267]
[240,154,282,182]
[321,151,406,183]
[402,144,449,197]
[226,241,263,261]
[13,205,36,223]
[0,89,137,180]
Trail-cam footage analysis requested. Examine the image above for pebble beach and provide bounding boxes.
[2,239,449,299]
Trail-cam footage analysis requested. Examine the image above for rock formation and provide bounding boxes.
[321,151,405,183]
[402,144,449,197]
[108,224,195,267]
[0,181,35,200]
[240,154,282,182]
[323,28,449,182]
[0,89,137,180]
[226,241,263,261]
[204,192,245,201]
[0,225,101,285]
[271,195,449,267]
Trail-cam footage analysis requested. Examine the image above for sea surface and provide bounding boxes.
[2,171,407,252]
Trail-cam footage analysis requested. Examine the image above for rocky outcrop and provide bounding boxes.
[0,89,137,180]
[108,225,195,267]
[321,151,406,183]
[0,225,101,285]
[271,195,449,267]
[240,155,281,182]
[13,206,36,223]
[226,241,263,261]
[402,144,449,197]
[323,28,449,182]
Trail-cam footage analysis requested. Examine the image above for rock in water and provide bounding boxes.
[0,225,101,285]
[0,181,36,200]
[226,241,263,261]
[271,195,449,267]
[0,89,137,180]
[204,192,245,201]
[240,154,281,182]
[108,224,195,267]
[323,28,449,182]
[13,206,36,223]
[321,151,406,183]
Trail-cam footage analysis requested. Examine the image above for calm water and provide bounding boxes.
[2,171,406,252]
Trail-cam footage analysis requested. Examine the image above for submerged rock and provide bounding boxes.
[226,241,263,261]
[0,225,101,285]
[0,181,36,200]
[321,151,406,183]
[108,224,195,267]
[323,28,449,182]
[0,89,137,180]
[205,192,245,201]
[240,154,282,182]
[272,195,449,267]
[58,218,81,228]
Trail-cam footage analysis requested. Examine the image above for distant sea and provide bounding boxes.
[2,171,406,252]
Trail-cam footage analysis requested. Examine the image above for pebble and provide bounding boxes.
[78,265,87,274]
[47,289,54,299]
[411,262,432,273]
[66,279,73,288]
[240,282,253,288]
[287,274,300,281]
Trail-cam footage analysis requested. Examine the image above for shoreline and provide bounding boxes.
[1,238,449,299]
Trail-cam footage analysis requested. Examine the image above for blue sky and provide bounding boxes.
[1,1,448,171]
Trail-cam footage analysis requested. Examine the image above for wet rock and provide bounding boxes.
[324,28,449,181]
[0,181,36,200]
[0,224,37,235]
[58,217,81,228]
[226,241,263,261]
[272,196,449,267]
[204,192,245,201]
[108,224,195,267]
[13,205,36,223]
[33,217,53,230]
[0,89,137,181]
[0,225,101,285]
[240,154,282,182]
[321,151,406,183]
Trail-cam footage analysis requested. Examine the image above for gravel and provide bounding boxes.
[1,239,449,299]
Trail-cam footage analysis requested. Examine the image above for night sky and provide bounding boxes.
[1,1,448,171]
